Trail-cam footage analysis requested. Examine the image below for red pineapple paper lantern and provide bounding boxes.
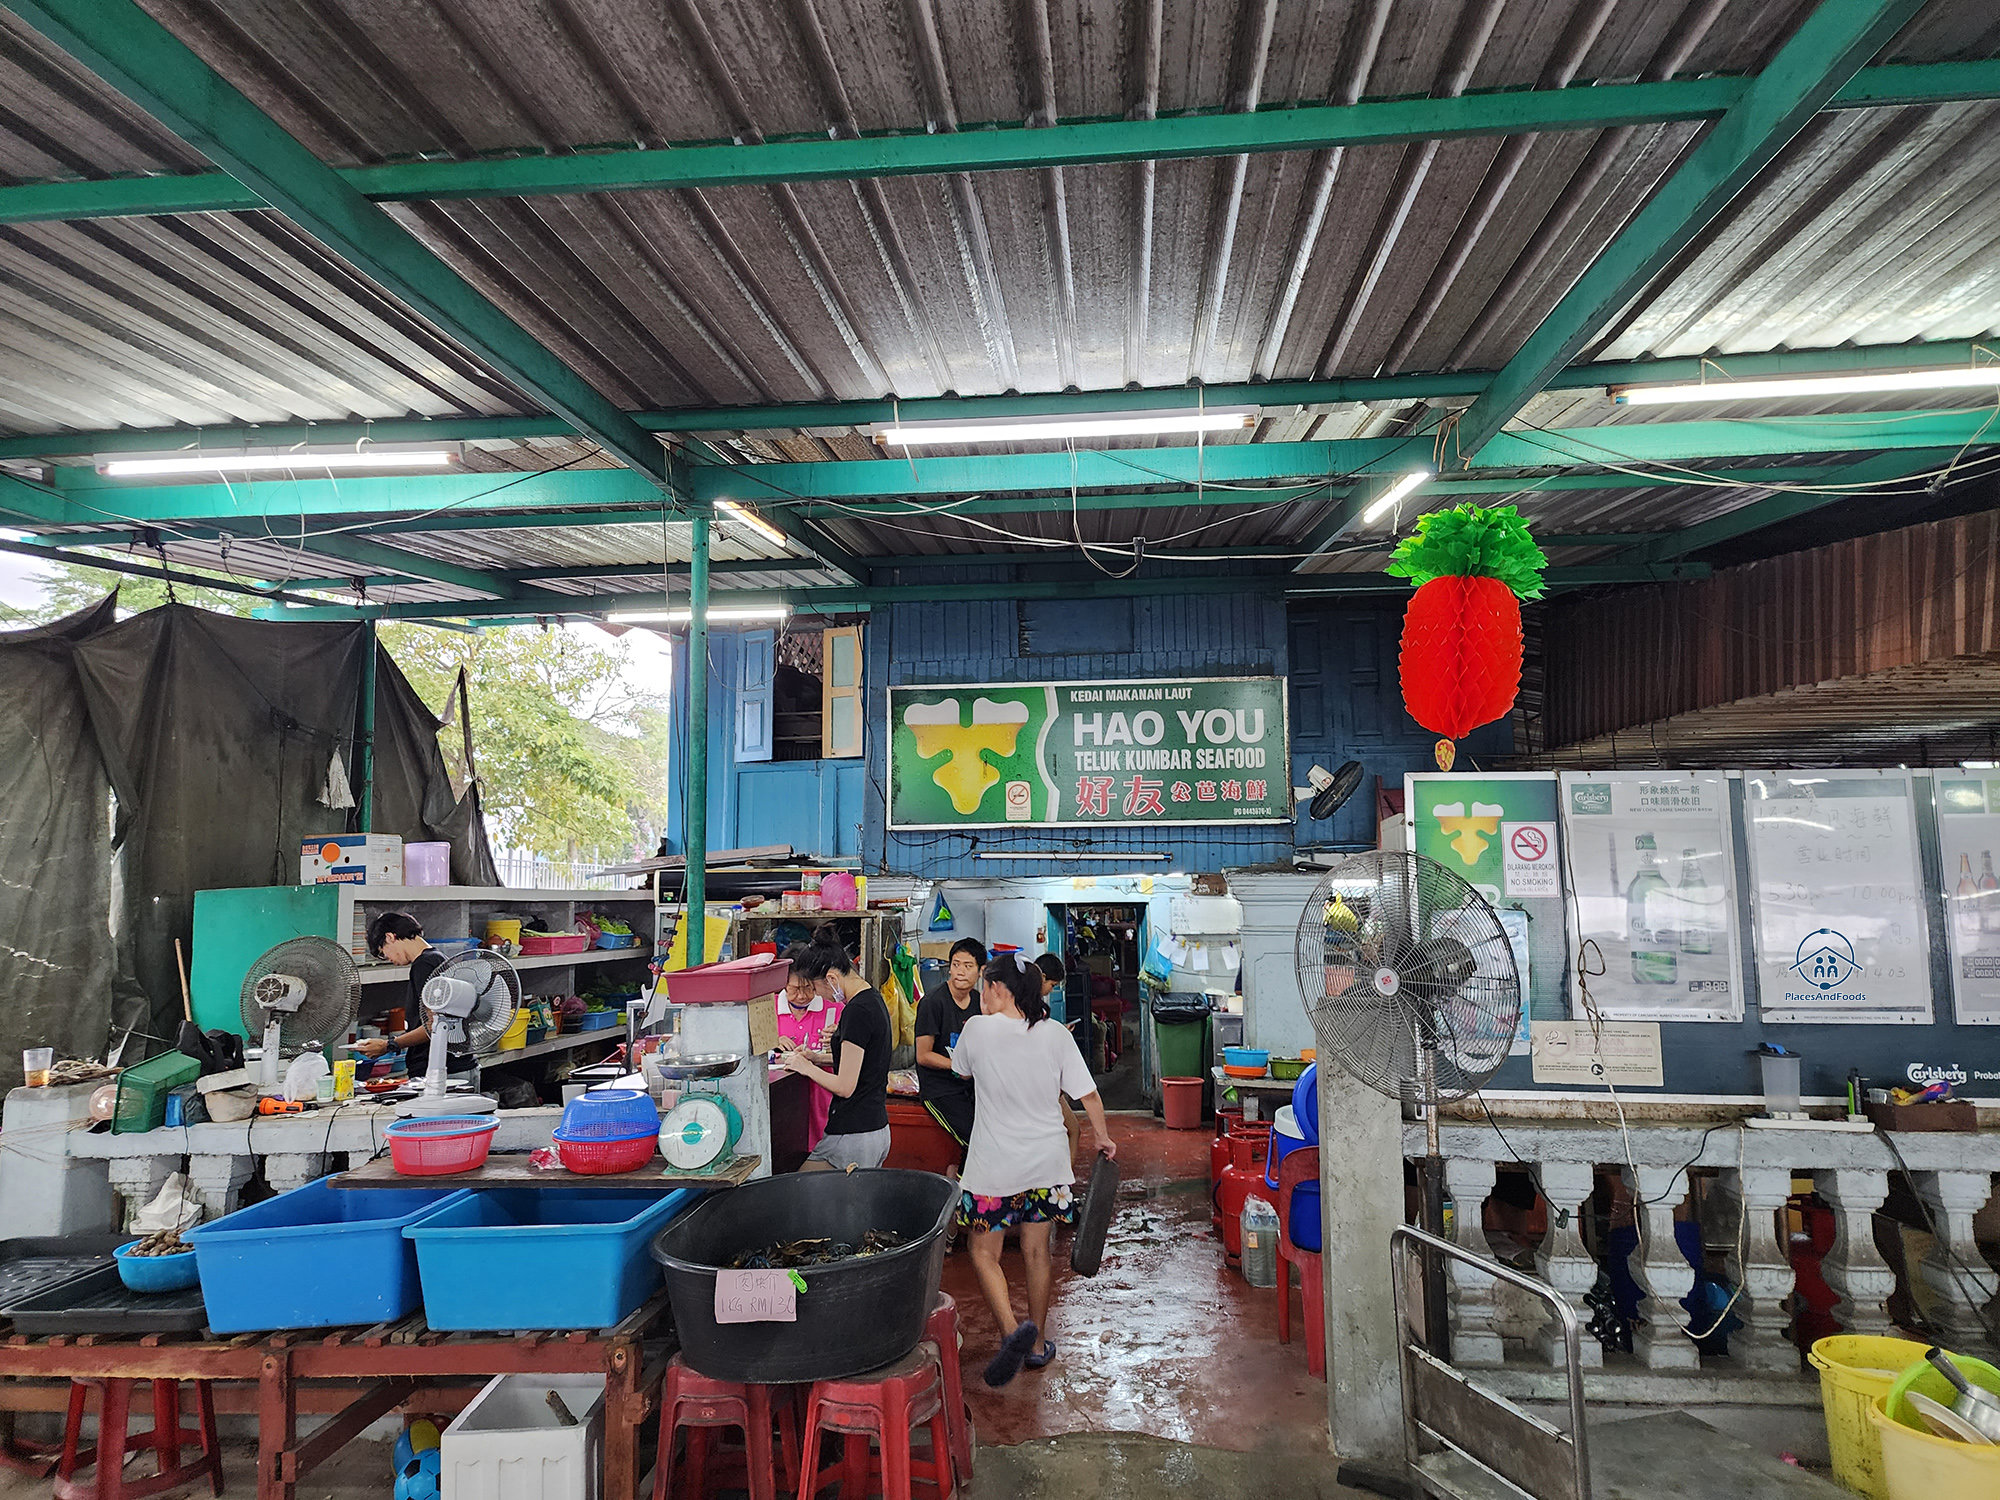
[1387,505,1547,750]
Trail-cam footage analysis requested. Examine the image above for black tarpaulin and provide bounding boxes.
[0,599,132,1088]
[371,645,500,888]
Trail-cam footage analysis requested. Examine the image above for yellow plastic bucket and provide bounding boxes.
[1807,1335,1929,1500]
[1870,1391,2000,1500]
[484,918,522,947]
[497,1010,529,1053]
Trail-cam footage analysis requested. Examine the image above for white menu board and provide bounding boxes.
[1744,770,1933,1024]
[1557,772,1744,1022]
[1932,773,2000,1025]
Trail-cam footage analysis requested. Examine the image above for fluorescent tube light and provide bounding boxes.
[99,449,458,477]
[1363,469,1430,524]
[1961,760,1996,769]
[608,606,791,625]
[876,409,1257,447]
[1611,367,2000,406]
[714,499,789,548]
[972,852,1168,864]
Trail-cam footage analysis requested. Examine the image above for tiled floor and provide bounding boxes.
[940,1112,1331,1456]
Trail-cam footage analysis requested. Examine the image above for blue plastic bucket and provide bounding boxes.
[405,1189,700,1330]
[185,1178,469,1332]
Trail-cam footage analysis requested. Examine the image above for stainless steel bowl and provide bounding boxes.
[656,1052,743,1081]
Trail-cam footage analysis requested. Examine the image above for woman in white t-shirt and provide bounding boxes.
[951,952,1116,1387]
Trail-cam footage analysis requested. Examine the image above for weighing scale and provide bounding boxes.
[660,957,787,1181]
[657,1054,746,1172]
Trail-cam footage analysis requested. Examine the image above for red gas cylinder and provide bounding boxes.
[1214,1134,1275,1265]
[1210,1120,1269,1228]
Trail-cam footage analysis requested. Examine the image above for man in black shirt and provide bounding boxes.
[915,937,986,1150]
[779,932,893,1169]
[356,911,474,1080]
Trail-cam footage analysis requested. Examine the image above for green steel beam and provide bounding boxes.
[1449,0,1929,461]
[1618,448,1959,564]
[4,338,1988,461]
[4,61,1996,226]
[0,535,319,605]
[210,524,529,599]
[1,0,673,489]
[501,559,824,582]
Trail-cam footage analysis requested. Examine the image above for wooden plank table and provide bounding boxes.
[332,1153,761,1190]
[1212,1068,1300,1121]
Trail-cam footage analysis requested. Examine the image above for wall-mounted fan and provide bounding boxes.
[240,938,360,1094]
[1294,760,1365,821]
[1294,850,1521,1354]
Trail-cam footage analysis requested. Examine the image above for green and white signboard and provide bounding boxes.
[887,676,1290,829]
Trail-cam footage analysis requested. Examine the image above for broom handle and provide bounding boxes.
[173,939,193,1022]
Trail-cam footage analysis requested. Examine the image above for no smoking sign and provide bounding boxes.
[1502,821,1558,897]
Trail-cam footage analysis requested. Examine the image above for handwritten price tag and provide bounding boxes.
[714,1269,798,1324]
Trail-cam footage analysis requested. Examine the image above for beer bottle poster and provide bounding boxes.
[1404,772,1566,1031]
[1743,769,1933,1025]
[1931,773,2000,1025]
[1557,772,1744,1022]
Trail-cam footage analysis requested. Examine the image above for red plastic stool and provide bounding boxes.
[797,1342,952,1500]
[652,1356,798,1500]
[55,1378,221,1500]
[925,1294,973,1485]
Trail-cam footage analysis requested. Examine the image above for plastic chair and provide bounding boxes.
[1275,1145,1324,1379]
[926,1293,974,1485]
[652,1356,798,1500]
[55,1378,221,1500]
[797,1341,952,1500]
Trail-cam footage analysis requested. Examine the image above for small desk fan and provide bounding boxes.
[395,948,521,1117]
[1295,850,1521,1354]
[240,937,360,1095]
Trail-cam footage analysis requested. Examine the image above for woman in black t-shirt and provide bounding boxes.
[777,929,893,1170]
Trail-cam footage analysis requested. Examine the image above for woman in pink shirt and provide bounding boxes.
[775,942,843,1148]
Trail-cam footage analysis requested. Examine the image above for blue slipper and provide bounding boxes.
[1024,1338,1056,1370]
[982,1321,1040,1388]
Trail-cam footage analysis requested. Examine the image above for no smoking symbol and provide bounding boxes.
[1510,826,1548,862]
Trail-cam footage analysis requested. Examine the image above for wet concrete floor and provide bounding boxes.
[939,1111,1332,1458]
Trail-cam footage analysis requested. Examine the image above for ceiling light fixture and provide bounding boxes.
[1611,367,2000,406]
[876,409,1258,447]
[608,606,792,625]
[974,851,1169,862]
[714,499,789,549]
[1363,469,1430,524]
[98,448,459,478]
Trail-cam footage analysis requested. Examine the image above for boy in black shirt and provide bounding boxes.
[915,937,986,1150]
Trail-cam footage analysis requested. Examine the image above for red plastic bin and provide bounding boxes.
[662,955,791,1005]
[385,1117,498,1175]
[520,932,592,956]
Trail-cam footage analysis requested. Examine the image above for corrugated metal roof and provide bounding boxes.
[3,0,1998,576]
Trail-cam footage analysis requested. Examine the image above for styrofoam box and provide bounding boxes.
[443,1374,603,1500]
[300,833,404,886]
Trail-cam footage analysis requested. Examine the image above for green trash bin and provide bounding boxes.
[1151,1000,1210,1119]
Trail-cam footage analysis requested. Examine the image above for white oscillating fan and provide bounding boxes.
[240,938,360,1095]
[395,949,521,1117]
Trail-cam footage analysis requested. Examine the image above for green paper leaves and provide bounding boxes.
[1385,504,1548,599]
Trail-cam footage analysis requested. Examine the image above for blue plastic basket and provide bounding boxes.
[404,1189,700,1331]
[556,1089,658,1141]
[184,1178,470,1332]
[576,1010,621,1032]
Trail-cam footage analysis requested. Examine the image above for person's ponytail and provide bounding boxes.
[794,925,856,983]
[983,953,1047,1025]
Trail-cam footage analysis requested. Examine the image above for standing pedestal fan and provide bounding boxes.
[240,938,360,1095]
[394,949,521,1117]
[1294,850,1521,1356]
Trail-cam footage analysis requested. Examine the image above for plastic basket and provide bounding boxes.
[405,1189,698,1331]
[551,1132,657,1175]
[556,1089,658,1141]
[521,933,591,956]
[576,1010,621,1031]
[112,1053,200,1135]
[385,1117,499,1176]
[595,933,641,949]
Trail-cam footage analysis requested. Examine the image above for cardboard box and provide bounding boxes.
[300,833,404,886]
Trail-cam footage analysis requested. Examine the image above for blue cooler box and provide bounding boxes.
[185,1178,470,1333]
[405,1189,700,1331]
[1262,1105,1322,1253]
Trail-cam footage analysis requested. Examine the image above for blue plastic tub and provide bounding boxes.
[405,1189,700,1331]
[184,1178,470,1333]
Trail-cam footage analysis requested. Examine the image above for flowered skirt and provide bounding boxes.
[956,1183,1075,1232]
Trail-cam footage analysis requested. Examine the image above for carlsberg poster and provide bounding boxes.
[888,677,1289,828]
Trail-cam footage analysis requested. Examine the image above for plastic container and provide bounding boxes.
[820,872,858,911]
[576,1010,621,1032]
[1871,1371,2000,1500]
[662,955,791,1005]
[520,932,591,956]
[497,1011,530,1052]
[1759,1049,1804,1116]
[1292,1064,1320,1144]
[653,1169,956,1383]
[185,1178,469,1332]
[443,1374,604,1500]
[385,1116,499,1176]
[1222,1047,1269,1070]
[1161,1076,1204,1130]
[484,918,522,947]
[594,932,641,950]
[405,842,451,886]
[112,1052,200,1135]
[1240,1197,1280,1288]
[431,937,480,958]
[1269,1056,1308,1081]
[1808,1335,1930,1500]
[405,1189,698,1331]
[552,1133,657,1175]
[112,1242,201,1294]
[558,1089,660,1140]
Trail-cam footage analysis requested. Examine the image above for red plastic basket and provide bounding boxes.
[520,932,591,956]
[385,1116,498,1176]
[553,1132,657,1175]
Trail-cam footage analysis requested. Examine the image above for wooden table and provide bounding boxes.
[332,1153,761,1189]
[1212,1068,1299,1121]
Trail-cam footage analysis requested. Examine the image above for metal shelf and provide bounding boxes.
[349,886,653,902]
[482,1028,622,1066]
[357,945,651,985]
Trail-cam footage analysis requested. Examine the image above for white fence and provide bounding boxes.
[492,851,626,889]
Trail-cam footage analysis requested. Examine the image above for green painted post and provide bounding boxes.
[685,507,711,967]
[357,620,377,832]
